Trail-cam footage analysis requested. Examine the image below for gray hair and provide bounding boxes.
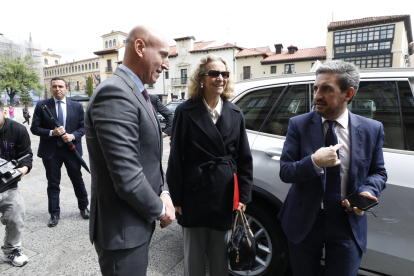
[316,60,360,103]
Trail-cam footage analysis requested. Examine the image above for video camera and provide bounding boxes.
[0,154,30,190]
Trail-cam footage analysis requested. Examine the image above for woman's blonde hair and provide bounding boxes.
[187,54,235,100]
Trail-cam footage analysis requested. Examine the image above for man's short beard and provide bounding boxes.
[315,102,344,119]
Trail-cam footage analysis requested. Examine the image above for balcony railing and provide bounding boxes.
[171,78,187,86]
[105,67,113,72]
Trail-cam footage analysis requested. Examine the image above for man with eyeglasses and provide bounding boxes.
[278,60,387,276]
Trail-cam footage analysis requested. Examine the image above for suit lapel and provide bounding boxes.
[347,112,362,195]
[66,99,73,130]
[215,99,238,137]
[46,98,57,122]
[309,112,326,189]
[115,67,161,150]
[188,99,226,155]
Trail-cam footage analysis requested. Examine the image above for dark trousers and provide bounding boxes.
[94,223,155,276]
[288,209,363,276]
[22,117,30,125]
[42,146,89,216]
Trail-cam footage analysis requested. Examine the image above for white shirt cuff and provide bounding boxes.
[49,130,53,137]
[311,154,324,175]
[159,202,165,217]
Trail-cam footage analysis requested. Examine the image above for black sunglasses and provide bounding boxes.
[203,70,230,79]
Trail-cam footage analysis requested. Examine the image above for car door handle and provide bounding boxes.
[265,148,282,160]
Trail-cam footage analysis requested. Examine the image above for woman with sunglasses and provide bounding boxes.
[166,54,253,276]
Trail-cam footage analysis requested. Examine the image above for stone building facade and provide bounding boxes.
[43,57,100,98]
[42,48,61,67]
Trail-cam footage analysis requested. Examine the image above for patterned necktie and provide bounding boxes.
[323,120,342,218]
[141,89,163,193]
[141,89,155,119]
[57,101,64,147]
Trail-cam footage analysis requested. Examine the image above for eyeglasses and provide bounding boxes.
[203,70,230,79]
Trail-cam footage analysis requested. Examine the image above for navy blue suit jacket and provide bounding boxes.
[278,111,387,253]
[31,97,85,160]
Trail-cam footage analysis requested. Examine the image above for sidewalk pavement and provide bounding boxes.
[0,107,193,276]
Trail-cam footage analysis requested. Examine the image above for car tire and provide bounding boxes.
[229,202,289,276]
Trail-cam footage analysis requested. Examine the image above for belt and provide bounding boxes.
[199,153,237,170]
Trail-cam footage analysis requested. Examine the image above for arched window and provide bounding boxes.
[89,63,91,70]
[79,65,81,71]
[96,62,98,68]
[72,66,74,72]
[106,41,108,48]
[44,58,48,65]
[82,65,84,71]
[109,40,112,47]
[55,60,58,64]
[113,39,116,46]
[92,63,95,69]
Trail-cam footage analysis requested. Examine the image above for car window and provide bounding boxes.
[235,86,287,131]
[262,84,309,136]
[349,81,404,150]
[397,81,414,151]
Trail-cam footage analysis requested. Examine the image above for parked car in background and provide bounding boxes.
[159,99,186,130]
[230,67,414,276]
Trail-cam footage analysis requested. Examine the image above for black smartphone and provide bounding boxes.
[345,194,378,211]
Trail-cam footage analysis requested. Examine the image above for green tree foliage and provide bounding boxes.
[0,49,43,105]
[87,76,94,97]
[19,89,33,106]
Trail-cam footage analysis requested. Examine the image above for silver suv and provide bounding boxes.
[230,68,414,276]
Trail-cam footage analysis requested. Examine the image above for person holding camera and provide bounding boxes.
[0,105,33,266]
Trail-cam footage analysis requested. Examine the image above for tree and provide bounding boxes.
[87,76,94,97]
[0,49,43,106]
[19,90,33,106]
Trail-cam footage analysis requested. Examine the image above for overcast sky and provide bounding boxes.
[2,0,412,63]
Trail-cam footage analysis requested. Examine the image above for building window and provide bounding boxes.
[82,65,84,71]
[55,60,58,65]
[285,64,295,74]
[270,66,276,74]
[106,41,108,48]
[44,58,48,65]
[148,84,154,88]
[89,63,91,70]
[92,63,95,69]
[165,71,169,79]
[243,66,251,79]
[96,62,98,69]
[79,65,81,71]
[123,40,125,44]
[338,54,392,68]
[334,25,394,45]
[289,48,295,54]
[72,66,74,72]
[66,68,68,73]
[109,41,112,47]
[113,39,116,46]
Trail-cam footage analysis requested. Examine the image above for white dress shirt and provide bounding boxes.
[203,96,223,124]
[49,97,69,137]
[312,109,351,199]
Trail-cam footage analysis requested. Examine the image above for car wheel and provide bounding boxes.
[229,202,289,276]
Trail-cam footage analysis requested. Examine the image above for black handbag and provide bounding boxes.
[228,211,257,271]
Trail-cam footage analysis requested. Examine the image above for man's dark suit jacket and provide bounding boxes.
[85,67,167,250]
[31,98,85,160]
[149,94,173,136]
[278,111,387,253]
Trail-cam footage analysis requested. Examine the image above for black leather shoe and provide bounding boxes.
[47,216,60,227]
[80,208,90,219]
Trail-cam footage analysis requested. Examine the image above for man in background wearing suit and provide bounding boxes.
[278,60,387,276]
[85,25,175,276]
[149,94,173,137]
[31,77,89,228]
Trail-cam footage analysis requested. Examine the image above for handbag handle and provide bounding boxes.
[231,211,240,239]
[238,210,252,247]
